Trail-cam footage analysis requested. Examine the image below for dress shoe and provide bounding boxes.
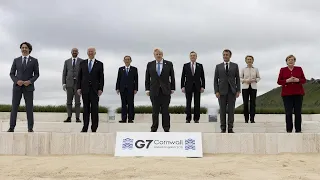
[228,129,234,133]
[119,120,126,123]
[7,128,14,132]
[76,118,81,123]
[128,120,134,123]
[186,120,191,123]
[64,118,71,123]
[28,129,34,132]
[81,130,87,133]
[245,120,248,123]
[221,130,226,133]
[194,120,199,123]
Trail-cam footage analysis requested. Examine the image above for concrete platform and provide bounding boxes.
[1,121,320,133]
[0,132,319,155]
[1,112,320,123]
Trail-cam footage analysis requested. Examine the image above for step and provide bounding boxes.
[0,112,319,122]
[2,121,320,133]
[0,132,319,155]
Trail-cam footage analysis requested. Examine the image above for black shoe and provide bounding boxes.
[221,130,226,133]
[250,121,255,123]
[7,128,14,132]
[245,120,248,123]
[76,118,81,123]
[164,130,170,132]
[186,120,191,123]
[128,120,134,123]
[194,120,199,123]
[81,129,87,132]
[228,129,234,133]
[119,120,126,123]
[28,129,34,132]
[64,118,71,123]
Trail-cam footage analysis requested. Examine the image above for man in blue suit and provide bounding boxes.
[8,42,40,132]
[116,55,138,123]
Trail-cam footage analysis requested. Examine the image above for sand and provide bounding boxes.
[0,154,319,180]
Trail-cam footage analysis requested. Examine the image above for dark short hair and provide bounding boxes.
[245,55,254,61]
[124,55,132,60]
[20,42,32,53]
[223,49,232,56]
[190,51,197,55]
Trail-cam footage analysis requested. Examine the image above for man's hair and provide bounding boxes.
[20,42,32,53]
[124,55,132,60]
[223,49,232,56]
[190,51,197,56]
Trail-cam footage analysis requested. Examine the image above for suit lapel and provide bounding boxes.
[24,56,32,72]
[151,61,157,77]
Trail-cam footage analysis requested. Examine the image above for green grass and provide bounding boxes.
[1,79,320,115]
[235,79,320,114]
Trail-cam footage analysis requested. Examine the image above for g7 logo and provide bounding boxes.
[135,140,153,149]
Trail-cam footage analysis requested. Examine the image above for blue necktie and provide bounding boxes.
[157,62,161,76]
[126,68,129,75]
[88,60,92,73]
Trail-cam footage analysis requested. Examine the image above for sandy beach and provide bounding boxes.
[0,154,319,180]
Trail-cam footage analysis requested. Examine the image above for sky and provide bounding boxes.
[0,0,319,110]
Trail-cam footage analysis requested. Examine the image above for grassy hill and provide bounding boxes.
[235,79,320,114]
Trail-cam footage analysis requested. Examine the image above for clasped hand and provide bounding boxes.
[17,80,31,86]
[286,77,299,83]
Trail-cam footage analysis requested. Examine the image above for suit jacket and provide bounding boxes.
[240,67,261,89]
[116,66,138,93]
[214,62,240,95]
[77,59,104,94]
[145,60,175,96]
[62,57,84,87]
[181,62,205,93]
[9,56,40,91]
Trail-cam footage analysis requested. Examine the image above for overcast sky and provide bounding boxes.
[0,0,319,110]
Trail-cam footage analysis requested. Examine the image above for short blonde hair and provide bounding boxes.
[245,55,254,61]
[286,55,296,61]
[153,48,163,54]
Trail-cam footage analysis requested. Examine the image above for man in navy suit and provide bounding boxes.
[8,42,40,132]
[116,55,138,123]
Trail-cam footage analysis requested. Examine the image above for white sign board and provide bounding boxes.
[114,132,203,157]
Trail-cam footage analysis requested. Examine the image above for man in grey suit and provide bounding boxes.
[214,49,240,133]
[8,42,40,132]
[62,48,83,122]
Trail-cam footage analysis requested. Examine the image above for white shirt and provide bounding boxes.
[224,61,230,70]
[88,58,95,67]
[155,59,163,74]
[190,61,196,74]
[22,55,30,64]
[240,66,261,89]
[125,65,130,72]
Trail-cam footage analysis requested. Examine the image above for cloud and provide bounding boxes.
[0,0,319,110]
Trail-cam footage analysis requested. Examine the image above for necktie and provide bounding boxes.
[157,62,161,76]
[72,58,75,68]
[226,63,229,73]
[22,57,27,70]
[126,68,129,75]
[192,62,195,76]
[88,60,92,73]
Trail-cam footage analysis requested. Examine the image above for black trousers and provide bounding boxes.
[10,87,34,130]
[185,84,201,121]
[120,88,135,121]
[82,87,99,132]
[242,85,257,122]
[282,95,303,132]
[150,89,171,132]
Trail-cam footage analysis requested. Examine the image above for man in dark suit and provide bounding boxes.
[214,49,241,133]
[145,48,175,132]
[77,47,104,132]
[8,42,40,132]
[181,51,205,123]
[62,48,83,123]
[116,55,138,123]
